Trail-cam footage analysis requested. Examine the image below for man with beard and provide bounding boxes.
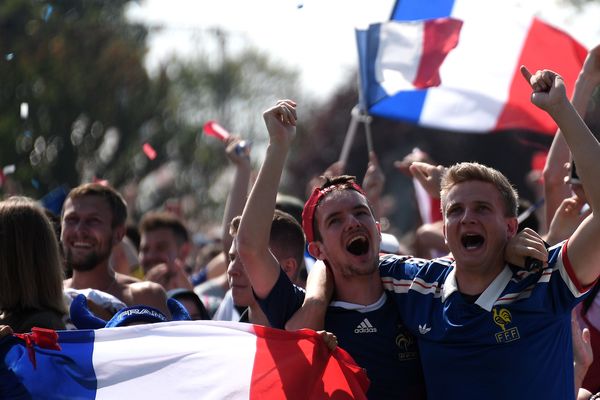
[61,183,169,317]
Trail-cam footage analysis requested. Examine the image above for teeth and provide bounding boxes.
[349,234,367,243]
[73,242,92,248]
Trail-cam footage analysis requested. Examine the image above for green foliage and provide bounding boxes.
[0,0,155,194]
[0,0,301,230]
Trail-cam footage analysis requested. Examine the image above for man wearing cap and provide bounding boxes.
[62,183,169,317]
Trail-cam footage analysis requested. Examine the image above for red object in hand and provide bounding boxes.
[203,120,230,142]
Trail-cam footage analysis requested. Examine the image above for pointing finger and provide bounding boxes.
[520,65,533,87]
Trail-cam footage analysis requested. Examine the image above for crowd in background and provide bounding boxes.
[1,46,600,400]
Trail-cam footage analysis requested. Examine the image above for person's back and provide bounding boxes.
[0,197,67,332]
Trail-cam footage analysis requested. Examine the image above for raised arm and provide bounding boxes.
[236,100,297,298]
[221,135,252,255]
[362,151,385,219]
[522,66,600,286]
[542,45,600,228]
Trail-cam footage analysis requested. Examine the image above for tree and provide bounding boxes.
[0,1,301,232]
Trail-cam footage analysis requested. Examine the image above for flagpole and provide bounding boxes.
[363,112,373,154]
[338,106,361,165]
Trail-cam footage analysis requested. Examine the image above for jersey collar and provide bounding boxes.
[442,264,513,311]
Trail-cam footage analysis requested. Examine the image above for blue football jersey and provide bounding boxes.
[379,242,591,400]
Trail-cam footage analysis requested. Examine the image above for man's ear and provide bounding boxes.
[506,217,519,239]
[308,241,326,261]
[280,257,299,281]
[112,225,126,247]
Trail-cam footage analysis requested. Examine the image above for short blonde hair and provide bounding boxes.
[440,162,518,217]
[0,197,67,315]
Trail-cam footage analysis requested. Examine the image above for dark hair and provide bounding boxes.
[230,211,306,279]
[65,183,128,227]
[167,289,210,320]
[276,193,304,225]
[139,211,189,246]
[270,210,306,272]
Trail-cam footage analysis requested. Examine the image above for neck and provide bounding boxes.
[333,273,383,306]
[454,262,504,296]
[247,304,270,326]
[69,265,117,293]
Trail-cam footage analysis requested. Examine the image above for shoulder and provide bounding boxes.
[379,254,452,278]
[129,280,166,298]
[127,281,169,314]
[116,272,142,285]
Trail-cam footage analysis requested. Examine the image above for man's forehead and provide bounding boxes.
[445,181,502,204]
[63,195,111,214]
[317,189,368,215]
[142,227,178,243]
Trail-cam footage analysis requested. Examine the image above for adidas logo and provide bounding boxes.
[354,318,378,334]
[418,324,431,335]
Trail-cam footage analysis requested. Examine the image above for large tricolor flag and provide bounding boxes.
[1,321,369,399]
[359,0,587,135]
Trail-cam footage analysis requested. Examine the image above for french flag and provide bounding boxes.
[357,17,462,106]
[1,322,368,399]
[360,0,587,135]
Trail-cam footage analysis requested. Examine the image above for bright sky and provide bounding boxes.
[127,0,600,99]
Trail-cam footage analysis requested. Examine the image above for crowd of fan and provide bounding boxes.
[1,47,600,400]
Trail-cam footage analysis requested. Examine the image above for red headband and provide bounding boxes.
[301,182,366,243]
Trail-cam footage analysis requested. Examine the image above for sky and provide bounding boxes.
[126,0,600,99]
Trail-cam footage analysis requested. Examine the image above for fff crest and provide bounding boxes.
[492,307,520,344]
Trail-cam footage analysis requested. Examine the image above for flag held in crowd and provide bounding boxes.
[356,17,463,109]
[1,321,369,399]
[361,0,587,135]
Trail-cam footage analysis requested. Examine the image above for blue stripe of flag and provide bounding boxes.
[362,0,456,122]
[2,330,98,399]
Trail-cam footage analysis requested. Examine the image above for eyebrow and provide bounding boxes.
[322,204,369,224]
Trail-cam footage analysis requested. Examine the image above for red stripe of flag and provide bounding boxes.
[251,326,368,399]
[495,18,587,134]
[413,17,463,89]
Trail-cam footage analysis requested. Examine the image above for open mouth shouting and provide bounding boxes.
[460,233,485,251]
[346,234,370,256]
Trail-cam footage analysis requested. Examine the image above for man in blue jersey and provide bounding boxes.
[235,100,426,399]
[297,67,600,399]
